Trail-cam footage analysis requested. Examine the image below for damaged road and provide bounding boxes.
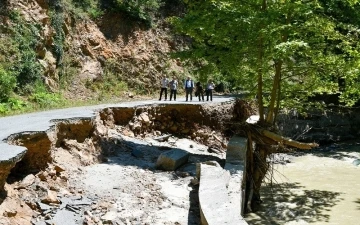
[0,97,248,225]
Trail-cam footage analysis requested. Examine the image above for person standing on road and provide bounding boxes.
[206,80,215,101]
[169,77,178,101]
[184,76,194,101]
[159,76,169,101]
[195,81,204,101]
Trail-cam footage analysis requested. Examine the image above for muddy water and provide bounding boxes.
[245,143,360,225]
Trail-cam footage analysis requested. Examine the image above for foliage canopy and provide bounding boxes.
[172,0,360,124]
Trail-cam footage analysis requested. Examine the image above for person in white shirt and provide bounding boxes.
[169,77,178,101]
[184,76,194,101]
[159,76,169,101]
[206,80,215,101]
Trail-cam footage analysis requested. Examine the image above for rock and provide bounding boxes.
[153,134,171,142]
[139,112,150,125]
[51,209,78,225]
[54,165,65,173]
[0,197,33,224]
[37,171,48,181]
[101,210,118,222]
[36,201,53,211]
[17,174,36,189]
[3,208,17,217]
[352,159,360,166]
[122,129,135,137]
[156,149,190,171]
[132,122,142,130]
[41,190,60,204]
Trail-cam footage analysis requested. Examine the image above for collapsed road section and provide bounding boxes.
[0,97,251,224]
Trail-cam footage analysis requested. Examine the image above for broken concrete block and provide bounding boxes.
[156,149,189,171]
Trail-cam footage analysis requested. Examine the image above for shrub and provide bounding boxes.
[29,82,64,108]
[101,0,163,26]
[0,67,16,101]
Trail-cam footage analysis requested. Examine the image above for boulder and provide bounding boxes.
[156,149,189,171]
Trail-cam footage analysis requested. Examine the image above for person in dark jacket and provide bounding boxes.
[195,81,204,101]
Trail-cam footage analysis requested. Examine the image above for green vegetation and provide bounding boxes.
[69,0,163,25]
[172,0,360,113]
[0,10,44,114]
[108,0,163,26]
[171,0,360,212]
[0,67,16,101]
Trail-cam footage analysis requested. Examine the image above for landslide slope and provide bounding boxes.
[0,0,187,102]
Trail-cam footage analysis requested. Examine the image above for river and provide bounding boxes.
[244,141,360,225]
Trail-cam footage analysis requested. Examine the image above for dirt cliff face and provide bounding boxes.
[4,0,187,100]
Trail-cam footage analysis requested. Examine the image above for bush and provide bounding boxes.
[0,67,16,101]
[29,82,64,108]
[4,11,43,91]
[101,0,163,26]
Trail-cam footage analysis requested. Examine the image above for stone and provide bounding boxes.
[17,174,36,189]
[37,171,48,181]
[153,134,171,142]
[51,209,78,225]
[156,149,190,171]
[101,210,118,222]
[54,165,65,173]
[139,112,150,125]
[41,190,60,204]
[352,159,360,166]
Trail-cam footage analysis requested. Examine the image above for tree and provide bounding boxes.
[171,0,360,212]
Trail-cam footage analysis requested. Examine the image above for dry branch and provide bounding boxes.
[262,130,319,150]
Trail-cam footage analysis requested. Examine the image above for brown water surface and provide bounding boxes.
[245,146,360,225]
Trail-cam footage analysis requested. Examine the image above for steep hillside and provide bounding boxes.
[0,0,188,112]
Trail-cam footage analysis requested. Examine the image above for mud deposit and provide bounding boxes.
[245,141,360,225]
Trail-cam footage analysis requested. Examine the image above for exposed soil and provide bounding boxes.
[0,100,248,225]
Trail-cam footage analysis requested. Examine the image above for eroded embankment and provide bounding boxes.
[0,100,250,224]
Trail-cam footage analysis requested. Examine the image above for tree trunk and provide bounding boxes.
[243,125,318,213]
[244,139,269,212]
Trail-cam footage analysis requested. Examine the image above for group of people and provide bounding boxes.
[159,76,215,102]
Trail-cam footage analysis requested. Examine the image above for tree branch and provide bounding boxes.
[262,130,319,150]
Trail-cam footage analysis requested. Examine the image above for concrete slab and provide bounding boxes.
[156,149,190,171]
[226,135,247,162]
[198,163,247,225]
